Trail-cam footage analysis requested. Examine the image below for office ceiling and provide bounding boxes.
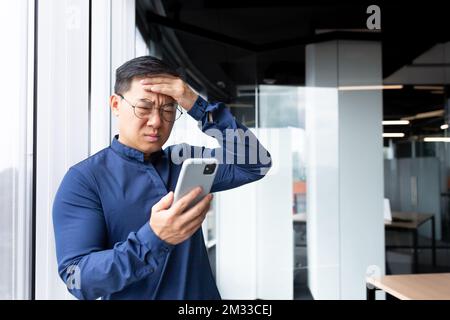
[136,0,450,138]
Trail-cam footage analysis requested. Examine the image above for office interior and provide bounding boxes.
[2,0,450,300]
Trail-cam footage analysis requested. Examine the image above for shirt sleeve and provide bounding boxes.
[52,167,174,300]
[183,95,272,192]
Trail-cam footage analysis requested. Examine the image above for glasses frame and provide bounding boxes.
[116,93,183,122]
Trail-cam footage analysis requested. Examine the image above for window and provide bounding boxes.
[0,0,34,299]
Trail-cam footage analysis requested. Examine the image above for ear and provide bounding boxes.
[109,94,120,117]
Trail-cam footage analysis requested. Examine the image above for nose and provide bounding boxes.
[146,108,162,128]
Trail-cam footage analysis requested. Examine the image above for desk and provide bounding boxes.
[385,212,436,273]
[366,273,450,300]
[293,211,436,273]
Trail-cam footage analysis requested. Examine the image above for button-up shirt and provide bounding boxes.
[52,95,272,300]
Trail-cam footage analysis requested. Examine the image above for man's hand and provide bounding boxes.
[149,187,213,245]
[140,76,198,111]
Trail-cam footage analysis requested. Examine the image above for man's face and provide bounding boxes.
[110,77,176,156]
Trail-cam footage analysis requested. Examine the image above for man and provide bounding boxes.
[53,56,272,300]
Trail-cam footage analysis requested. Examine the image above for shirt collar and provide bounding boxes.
[111,135,164,164]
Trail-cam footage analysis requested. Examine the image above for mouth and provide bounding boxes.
[143,133,160,142]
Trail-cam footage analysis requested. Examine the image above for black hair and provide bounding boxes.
[114,56,181,94]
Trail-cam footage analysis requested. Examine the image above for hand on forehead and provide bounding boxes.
[133,73,196,111]
[139,74,183,91]
[130,77,175,103]
[140,90,174,104]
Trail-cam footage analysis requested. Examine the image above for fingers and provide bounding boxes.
[182,196,212,234]
[171,187,204,214]
[183,213,208,238]
[140,77,183,94]
[142,84,172,95]
[178,193,213,226]
[152,191,174,212]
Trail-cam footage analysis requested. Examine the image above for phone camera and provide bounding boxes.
[203,163,216,175]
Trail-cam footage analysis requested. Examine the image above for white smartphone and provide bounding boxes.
[172,158,219,209]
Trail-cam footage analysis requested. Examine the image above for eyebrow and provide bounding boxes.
[137,98,155,102]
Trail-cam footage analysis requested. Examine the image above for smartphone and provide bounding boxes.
[172,158,219,209]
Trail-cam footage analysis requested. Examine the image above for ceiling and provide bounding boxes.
[136,0,450,138]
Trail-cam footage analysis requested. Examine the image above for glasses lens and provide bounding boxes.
[161,103,182,122]
[132,100,182,122]
[134,100,154,118]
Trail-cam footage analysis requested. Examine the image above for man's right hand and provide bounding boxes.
[149,187,213,245]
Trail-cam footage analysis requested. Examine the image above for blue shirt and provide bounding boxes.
[52,96,272,300]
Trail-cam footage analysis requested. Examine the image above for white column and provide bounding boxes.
[306,40,385,299]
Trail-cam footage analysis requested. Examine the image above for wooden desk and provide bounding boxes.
[385,211,434,230]
[385,212,436,273]
[366,273,450,300]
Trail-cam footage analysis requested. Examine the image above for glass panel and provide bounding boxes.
[258,85,309,298]
[384,40,450,273]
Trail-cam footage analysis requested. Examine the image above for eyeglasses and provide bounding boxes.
[117,93,183,122]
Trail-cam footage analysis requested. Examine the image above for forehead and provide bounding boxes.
[127,77,174,103]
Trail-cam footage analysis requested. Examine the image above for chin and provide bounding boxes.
[142,142,164,152]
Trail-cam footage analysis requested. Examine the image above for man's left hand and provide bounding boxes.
[140,76,198,111]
